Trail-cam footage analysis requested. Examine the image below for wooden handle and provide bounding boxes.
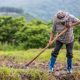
[51,28,68,43]
[25,28,68,67]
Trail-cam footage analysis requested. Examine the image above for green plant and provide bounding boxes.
[73,41,80,50]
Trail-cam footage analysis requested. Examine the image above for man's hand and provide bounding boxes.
[66,21,72,28]
[48,40,53,46]
[72,20,80,27]
[66,20,80,28]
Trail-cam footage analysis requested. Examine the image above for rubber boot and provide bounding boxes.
[67,58,73,74]
[49,56,56,73]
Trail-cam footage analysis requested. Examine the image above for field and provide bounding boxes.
[0,49,80,80]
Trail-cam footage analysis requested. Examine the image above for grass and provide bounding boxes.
[0,49,79,63]
[0,49,79,80]
[0,67,49,80]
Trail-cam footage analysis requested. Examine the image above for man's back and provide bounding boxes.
[52,13,79,44]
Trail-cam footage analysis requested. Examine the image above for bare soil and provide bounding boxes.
[0,58,80,80]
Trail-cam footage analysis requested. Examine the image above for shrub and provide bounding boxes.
[0,16,80,49]
[73,41,80,50]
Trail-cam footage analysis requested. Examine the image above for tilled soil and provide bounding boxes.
[0,59,80,80]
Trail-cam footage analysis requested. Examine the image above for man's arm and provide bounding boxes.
[49,31,54,45]
[71,20,80,27]
[69,15,80,27]
[49,18,56,45]
[49,32,54,41]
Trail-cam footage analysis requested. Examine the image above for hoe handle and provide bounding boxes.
[25,28,68,66]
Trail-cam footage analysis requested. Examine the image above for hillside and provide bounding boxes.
[0,7,35,21]
[0,0,80,20]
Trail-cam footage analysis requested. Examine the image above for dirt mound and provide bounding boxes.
[60,72,80,80]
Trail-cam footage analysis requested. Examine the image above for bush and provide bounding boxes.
[0,16,80,49]
[74,25,80,40]
[73,41,80,50]
[0,16,50,49]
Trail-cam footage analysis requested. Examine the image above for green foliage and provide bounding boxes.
[74,25,80,41]
[73,41,80,50]
[0,16,79,50]
[0,42,15,51]
[0,16,50,49]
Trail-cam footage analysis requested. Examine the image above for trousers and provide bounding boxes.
[51,40,73,58]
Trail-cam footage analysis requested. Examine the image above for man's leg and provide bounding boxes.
[66,42,73,73]
[49,40,63,72]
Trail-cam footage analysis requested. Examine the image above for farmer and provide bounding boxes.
[49,10,80,73]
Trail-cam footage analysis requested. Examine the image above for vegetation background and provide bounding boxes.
[0,16,80,50]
